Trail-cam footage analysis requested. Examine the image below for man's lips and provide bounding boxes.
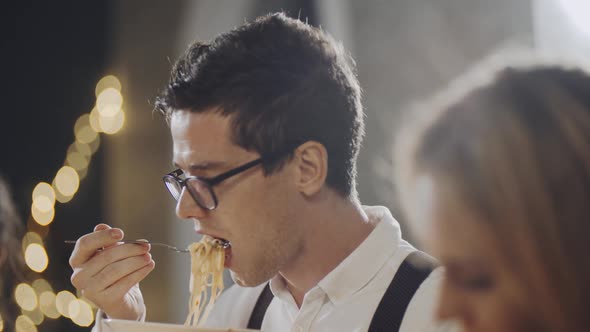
[197,231,231,248]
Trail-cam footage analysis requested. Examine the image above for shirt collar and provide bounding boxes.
[269,206,402,306]
[317,205,401,305]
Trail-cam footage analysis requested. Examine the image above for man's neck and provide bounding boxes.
[279,198,375,308]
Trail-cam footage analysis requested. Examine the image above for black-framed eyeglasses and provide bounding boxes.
[163,147,296,210]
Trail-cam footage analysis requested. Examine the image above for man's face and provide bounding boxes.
[170,109,305,286]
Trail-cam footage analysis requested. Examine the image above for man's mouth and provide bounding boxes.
[211,238,231,249]
[209,236,232,268]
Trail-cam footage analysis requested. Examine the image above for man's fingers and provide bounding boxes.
[94,223,111,232]
[69,227,124,267]
[102,261,155,304]
[70,243,150,290]
[92,254,153,291]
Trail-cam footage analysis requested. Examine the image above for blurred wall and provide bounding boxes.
[346,0,533,235]
[105,0,187,323]
[534,0,590,55]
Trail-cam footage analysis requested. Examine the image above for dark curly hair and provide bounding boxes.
[155,12,364,198]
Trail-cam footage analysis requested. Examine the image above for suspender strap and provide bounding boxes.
[368,251,438,332]
[247,283,274,329]
[246,251,437,331]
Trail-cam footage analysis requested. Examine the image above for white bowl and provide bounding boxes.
[99,318,259,332]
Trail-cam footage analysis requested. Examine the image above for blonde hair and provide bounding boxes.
[395,64,590,331]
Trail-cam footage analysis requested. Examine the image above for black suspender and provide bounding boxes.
[247,251,437,331]
[368,251,438,332]
[247,283,274,329]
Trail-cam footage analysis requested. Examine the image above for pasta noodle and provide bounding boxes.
[184,236,226,327]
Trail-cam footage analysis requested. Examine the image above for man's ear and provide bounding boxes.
[294,141,328,197]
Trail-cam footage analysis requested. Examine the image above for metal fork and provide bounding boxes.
[64,240,190,253]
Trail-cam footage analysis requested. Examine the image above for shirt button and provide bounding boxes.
[293,324,304,332]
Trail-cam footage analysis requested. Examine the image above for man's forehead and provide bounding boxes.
[170,111,253,168]
[170,111,232,144]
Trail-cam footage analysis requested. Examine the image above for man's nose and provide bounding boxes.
[175,187,208,221]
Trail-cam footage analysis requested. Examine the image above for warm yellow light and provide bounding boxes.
[31,204,54,226]
[31,195,52,213]
[54,166,79,197]
[39,292,60,319]
[68,299,80,319]
[52,179,73,204]
[95,75,121,97]
[76,167,88,181]
[66,151,89,171]
[97,88,123,116]
[74,115,98,144]
[70,299,94,327]
[31,279,53,295]
[74,141,92,158]
[77,125,98,144]
[22,307,44,326]
[0,313,4,331]
[89,107,102,132]
[31,183,55,212]
[88,134,101,154]
[55,291,76,318]
[24,244,49,273]
[15,315,37,332]
[15,284,38,311]
[99,109,125,134]
[21,232,42,253]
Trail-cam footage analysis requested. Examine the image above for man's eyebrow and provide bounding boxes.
[172,161,227,172]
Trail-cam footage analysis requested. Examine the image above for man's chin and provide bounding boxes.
[229,270,271,287]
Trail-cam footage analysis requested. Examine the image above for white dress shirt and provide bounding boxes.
[204,206,458,332]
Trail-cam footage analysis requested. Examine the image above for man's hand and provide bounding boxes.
[69,224,155,320]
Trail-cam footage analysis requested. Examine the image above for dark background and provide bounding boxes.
[2,1,112,330]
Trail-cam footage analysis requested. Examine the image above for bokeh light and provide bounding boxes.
[15,315,37,332]
[15,284,38,311]
[74,141,92,158]
[89,107,102,132]
[21,232,43,253]
[95,75,121,97]
[99,109,125,134]
[70,299,94,327]
[31,183,55,212]
[24,244,49,273]
[55,291,76,318]
[31,279,53,295]
[39,292,60,319]
[30,204,54,226]
[97,88,123,116]
[74,114,98,144]
[88,134,101,154]
[54,166,80,197]
[52,178,73,204]
[66,151,89,171]
[22,307,44,326]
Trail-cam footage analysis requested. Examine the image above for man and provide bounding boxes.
[70,13,455,331]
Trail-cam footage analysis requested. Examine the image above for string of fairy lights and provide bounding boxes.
[3,75,126,332]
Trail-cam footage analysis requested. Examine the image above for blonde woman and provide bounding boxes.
[395,64,590,332]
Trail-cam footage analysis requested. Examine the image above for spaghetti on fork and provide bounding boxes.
[185,236,228,327]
